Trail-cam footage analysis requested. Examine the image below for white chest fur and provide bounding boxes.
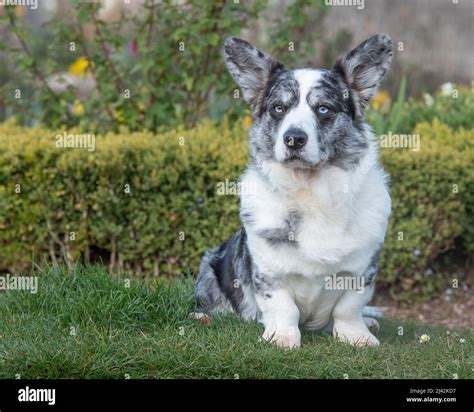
[240,145,391,324]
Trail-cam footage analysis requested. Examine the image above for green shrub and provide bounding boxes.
[0,118,246,276]
[367,76,406,136]
[367,83,474,136]
[379,118,474,301]
[406,85,474,133]
[0,1,334,133]
[0,1,264,132]
[0,116,472,302]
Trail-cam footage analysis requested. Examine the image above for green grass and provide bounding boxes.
[0,265,472,379]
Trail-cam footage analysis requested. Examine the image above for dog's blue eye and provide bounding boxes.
[318,106,329,114]
[274,105,284,113]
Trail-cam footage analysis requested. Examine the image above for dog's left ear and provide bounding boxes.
[334,34,393,114]
[224,37,284,114]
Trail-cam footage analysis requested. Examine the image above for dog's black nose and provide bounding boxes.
[283,129,307,150]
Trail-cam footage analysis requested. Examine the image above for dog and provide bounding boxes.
[195,34,393,349]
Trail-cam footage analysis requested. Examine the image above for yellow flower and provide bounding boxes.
[242,115,252,129]
[371,90,391,112]
[113,109,125,123]
[72,100,85,116]
[15,6,26,17]
[69,57,90,77]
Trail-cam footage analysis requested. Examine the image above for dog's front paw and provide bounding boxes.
[190,312,212,326]
[333,322,380,347]
[262,327,301,350]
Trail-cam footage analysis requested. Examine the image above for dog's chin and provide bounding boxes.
[281,155,321,170]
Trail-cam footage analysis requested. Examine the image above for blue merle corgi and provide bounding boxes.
[195,34,393,349]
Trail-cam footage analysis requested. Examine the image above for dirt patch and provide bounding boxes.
[374,288,474,330]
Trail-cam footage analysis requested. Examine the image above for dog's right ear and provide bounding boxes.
[333,34,393,115]
[224,37,284,113]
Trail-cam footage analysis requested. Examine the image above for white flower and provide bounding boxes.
[460,338,466,344]
[440,82,454,96]
[423,93,434,107]
[419,334,431,344]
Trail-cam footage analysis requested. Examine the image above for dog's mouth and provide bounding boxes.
[282,153,321,170]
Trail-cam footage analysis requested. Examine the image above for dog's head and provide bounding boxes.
[224,34,393,170]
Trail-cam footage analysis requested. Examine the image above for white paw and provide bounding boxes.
[262,327,301,350]
[190,312,211,325]
[363,317,380,334]
[333,322,380,347]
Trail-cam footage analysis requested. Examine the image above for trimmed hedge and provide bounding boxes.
[0,116,472,302]
[379,118,474,300]
[0,118,246,277]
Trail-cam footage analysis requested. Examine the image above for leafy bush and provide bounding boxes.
[267,0,327,65]
[379,118,474,301]
[0,1,263,132]
[367,83,474,135]
[0,118,246,276]
[399,84,474,133]
[0,113,472,302]
[0,1,335,133]
[367,76,406,136]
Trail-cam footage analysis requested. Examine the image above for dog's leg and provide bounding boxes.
[332,285,379,347]
[194,247,233,319]
[256,289,301,350]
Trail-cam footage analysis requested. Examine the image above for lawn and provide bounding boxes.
[0,265,472,379]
